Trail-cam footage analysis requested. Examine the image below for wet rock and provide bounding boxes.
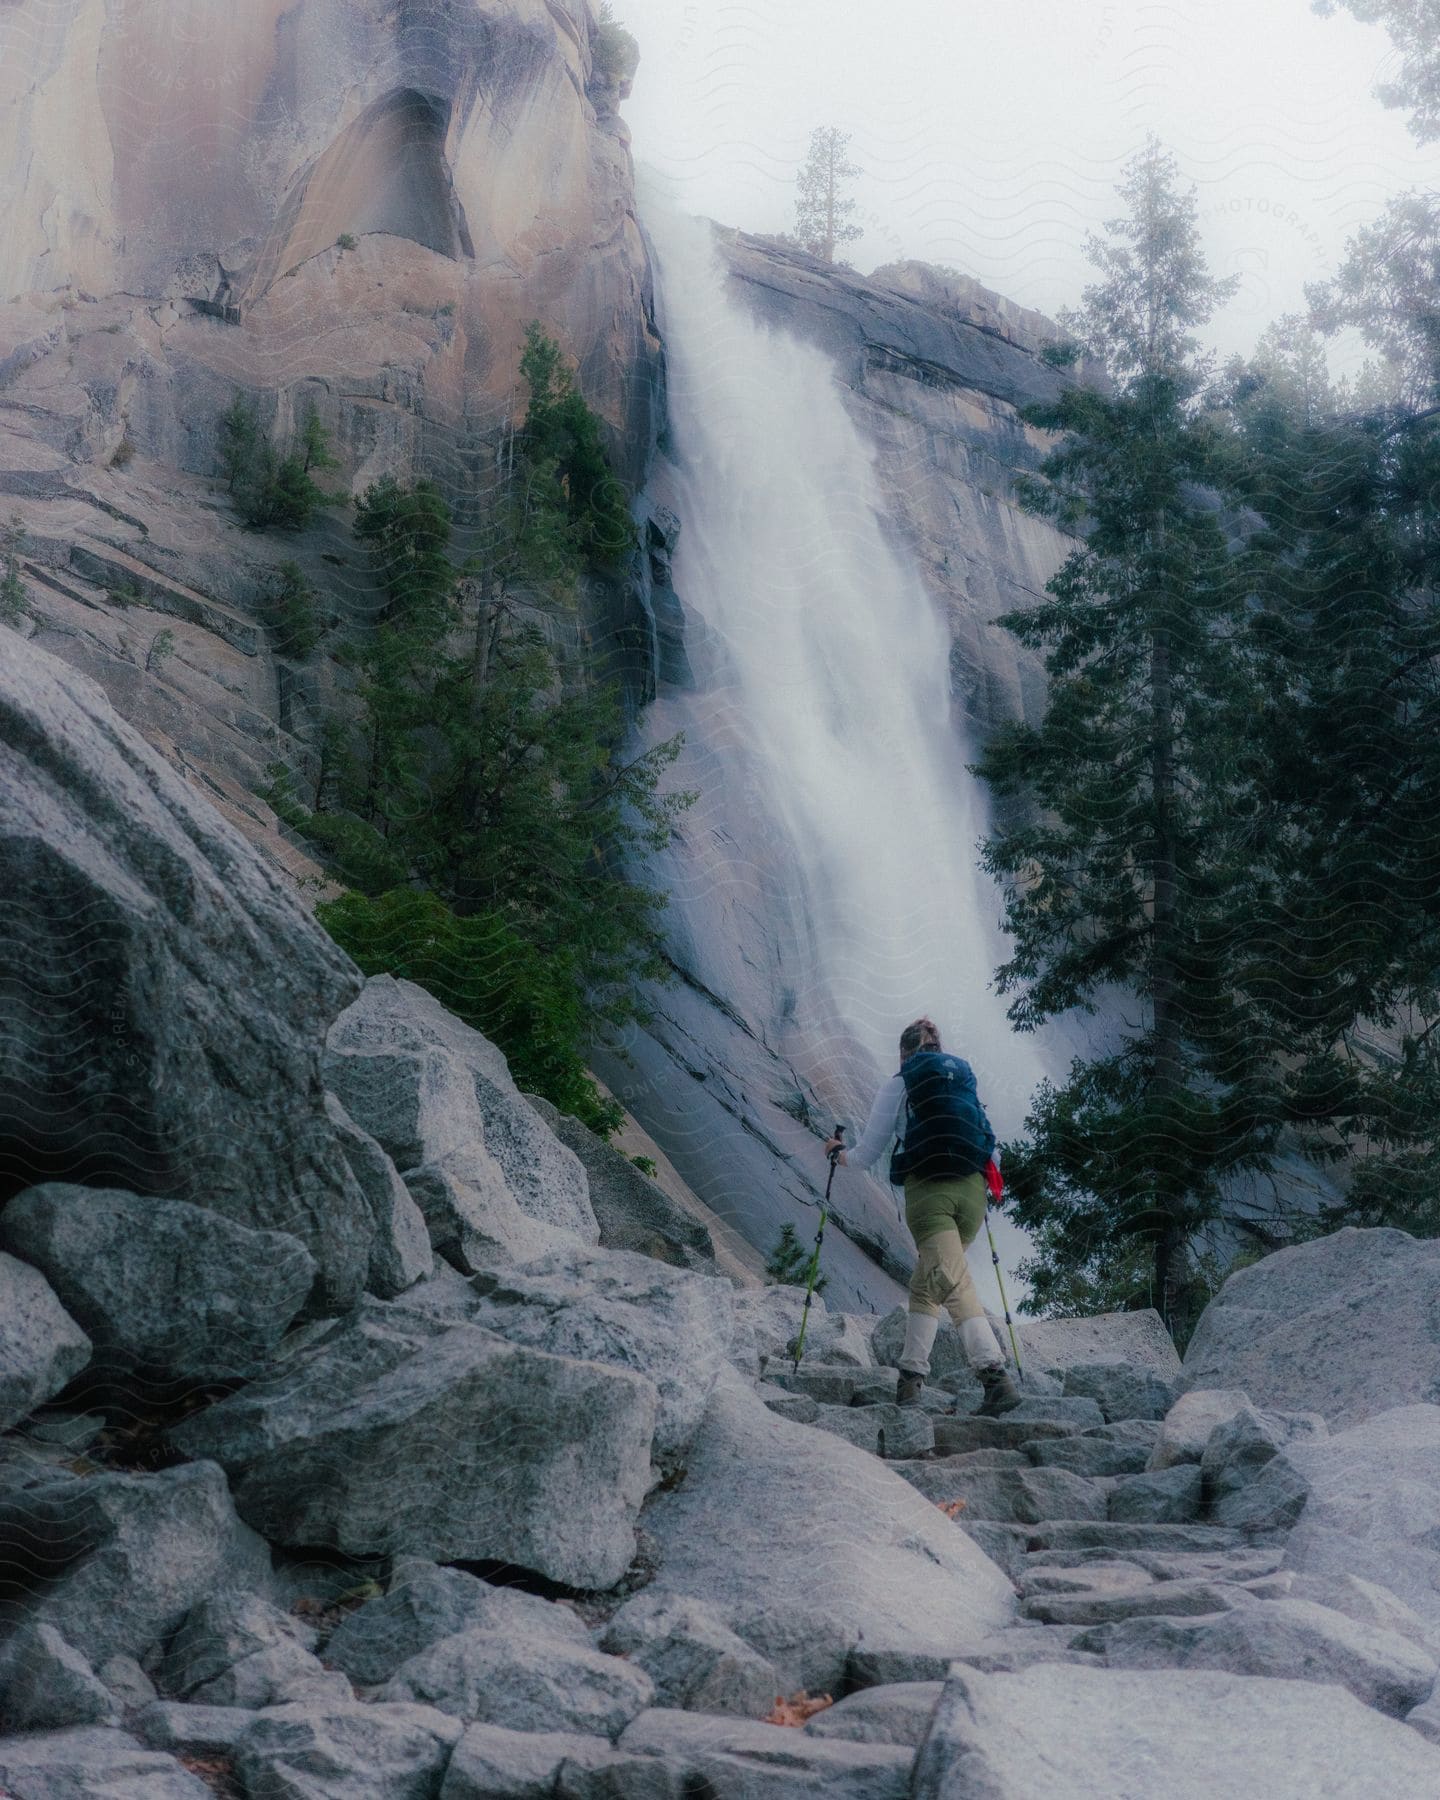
[0,1184,316,1388]
[0,1249,90,1431]
[599,1592,780,1716]
[0,1462,272,1665]
[171,1305,656,1588]
[910,1662,1440,1798]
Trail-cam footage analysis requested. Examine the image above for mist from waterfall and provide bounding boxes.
[639,194,1058,1304]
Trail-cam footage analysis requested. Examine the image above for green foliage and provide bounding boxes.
[300,406,339,475]
[974,140,1265,1342]
[110,436,136,468]
[593,4,640,91]
[794,126,863,265]
[766,1221,826,1293]
[317,886,623,1135]
[630,1154,659,1177]
[354,476,455,632]
[336,233,357,252]
[218,394,333,531]
[0,513,27,624]
[272,338,686,1133]
[262,560,323,659]
[517,324,634,566]
[145,628,176,671]
[1314,2,1440,141]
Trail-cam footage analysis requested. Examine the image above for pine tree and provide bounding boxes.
[975,140,1264,1340]
[794,127,863,266]
[766,1222,826,1293]
[1314,2,1440,141]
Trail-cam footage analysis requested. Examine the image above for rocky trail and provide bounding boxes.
[5,636,1440,1799]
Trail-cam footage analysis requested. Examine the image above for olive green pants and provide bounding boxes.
[902,1173,1003,1372]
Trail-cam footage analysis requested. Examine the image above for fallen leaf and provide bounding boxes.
[765,1689,834,1727]
[937,1498,967,1518]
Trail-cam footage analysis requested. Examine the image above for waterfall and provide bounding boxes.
[631,193,1056,1311]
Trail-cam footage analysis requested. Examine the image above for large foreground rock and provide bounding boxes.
[599,1592,780,1716]
[531,1097,719,1272]
[1276,1404,1440,1635]
[0,633,373,1306]
[1084,1595,1438,1715]
[233,1700,463,1800]
[1181,1227,1440,1428]
[1016,1310,1181,1375]
[0,1463,271,1664]
[171,1303,656,1587]
[610,1709,913,1799]
[910,1662,1440,1797]
[327,977,598,1252]
[0,1726,212,1798]
[640,1369,1013,1691]
[468,1246,735,1464]
[0,1249,90,1430]
[0,1183,315,1387]
[325,1559,591,1688]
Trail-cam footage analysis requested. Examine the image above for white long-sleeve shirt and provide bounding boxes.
[843,1072,908,1174]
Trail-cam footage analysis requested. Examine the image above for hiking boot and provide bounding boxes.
[896,1371,925,1408]
[974,1364,1022,1418]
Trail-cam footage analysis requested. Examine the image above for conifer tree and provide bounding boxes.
[975,140,1264,1339]
[794,127,863,265]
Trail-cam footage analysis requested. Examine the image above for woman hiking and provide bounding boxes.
[826,1017,1022,1416]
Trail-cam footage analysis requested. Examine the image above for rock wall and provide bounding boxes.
[0,0,660,866]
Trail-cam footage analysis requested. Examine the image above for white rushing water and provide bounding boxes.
[639,192,1056,1306]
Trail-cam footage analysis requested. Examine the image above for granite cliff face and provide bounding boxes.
[0,3,1080,1301]
[0,0,659,864]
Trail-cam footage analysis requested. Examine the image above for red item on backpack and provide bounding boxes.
[984,1159,1004,1203]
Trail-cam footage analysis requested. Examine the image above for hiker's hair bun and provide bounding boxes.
[899,1016,942,1056]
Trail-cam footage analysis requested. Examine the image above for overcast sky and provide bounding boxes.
[616,0,1438,371]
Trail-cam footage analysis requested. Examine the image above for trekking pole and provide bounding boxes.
[983,1158,1025,1384]
[792,1124,843,1367]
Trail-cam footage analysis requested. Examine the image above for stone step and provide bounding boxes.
[1026,1435,1153,1478]
[932,1415,1082,1456]
[766,1365,898,1407]
[949,1623,1103,1674]
[810,1403,934,1460]
[890,1462,1110,1527]
[1023,1522,1242,1558]
[1017,1563,1156,1600]
[1021,1578,1263,1627]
